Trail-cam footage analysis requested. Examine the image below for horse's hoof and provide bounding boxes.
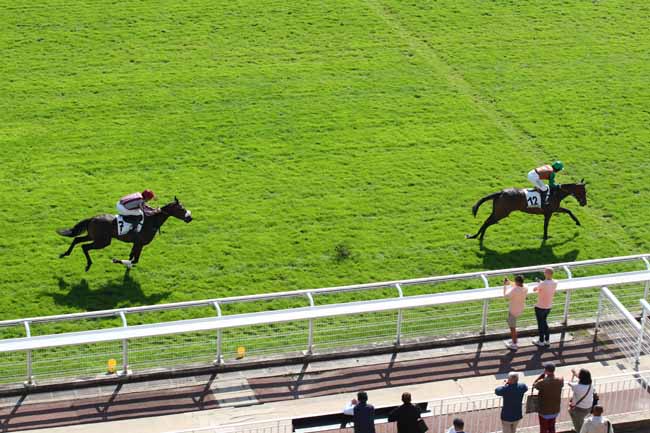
[59,253,66,259]
[112,258,121,264]
[465,234,473,239]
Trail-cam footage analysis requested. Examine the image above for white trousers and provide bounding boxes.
[527,170,548,191]
[116,202,143,217]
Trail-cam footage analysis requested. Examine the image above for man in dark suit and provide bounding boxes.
[388,392,422,433]
[342,391,375,433]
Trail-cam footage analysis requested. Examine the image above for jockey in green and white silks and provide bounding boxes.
[527,161,564,206]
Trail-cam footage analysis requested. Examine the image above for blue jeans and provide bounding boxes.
[535,307,551,342]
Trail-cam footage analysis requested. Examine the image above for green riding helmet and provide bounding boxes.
[551,160,564,171]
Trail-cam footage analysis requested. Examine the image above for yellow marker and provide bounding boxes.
[236,346,246,359]
[107,358,117,374]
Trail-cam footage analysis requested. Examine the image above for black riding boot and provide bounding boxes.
[543,189,551,207]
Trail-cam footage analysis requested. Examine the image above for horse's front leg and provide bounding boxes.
[543,213,552,240]
[112,243,143,269]
[557,207,581,226]
[129,243,144,265]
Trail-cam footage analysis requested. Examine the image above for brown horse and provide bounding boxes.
[466,181,587,242]
[57,197,192,271]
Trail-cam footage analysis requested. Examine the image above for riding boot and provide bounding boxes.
[543,189,551,207]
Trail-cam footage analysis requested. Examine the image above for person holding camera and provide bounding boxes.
[503,275,528,350]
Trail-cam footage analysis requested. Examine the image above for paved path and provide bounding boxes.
[0,333,633,433]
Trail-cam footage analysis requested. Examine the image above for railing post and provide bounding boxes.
[595,288,605,336]
[213,302,223,365]
[118,311,130,375]
[642,257,650,300]
[306,293,315,355]
[23,321,33,386]
[395,284,404,346]
[562,265,573,326]
[480,274,490,334]
[635,302,648,371]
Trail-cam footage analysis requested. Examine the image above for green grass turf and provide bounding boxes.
[1,0,650,379]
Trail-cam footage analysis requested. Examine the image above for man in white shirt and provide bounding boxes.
[580,406,613,433]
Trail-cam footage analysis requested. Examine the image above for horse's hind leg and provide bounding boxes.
[81,239,110,272]
[60,235,91,258]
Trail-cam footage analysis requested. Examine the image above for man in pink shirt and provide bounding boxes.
[503,275,528,350]
[533,267,557,347]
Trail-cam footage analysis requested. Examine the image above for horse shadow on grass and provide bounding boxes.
[477,233,580,271]
[51,272,171,311]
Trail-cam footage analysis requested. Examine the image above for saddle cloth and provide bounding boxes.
[116,215,133,236]
[525,189,542,208]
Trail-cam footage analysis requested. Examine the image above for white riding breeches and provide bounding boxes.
[527,170,548,191]
[116,202,143,217]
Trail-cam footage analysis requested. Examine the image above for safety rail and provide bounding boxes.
[0,254,649,385]
[165,371,650,433]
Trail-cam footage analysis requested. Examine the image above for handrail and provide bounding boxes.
[0,253,648,328]
[2,270,649,353]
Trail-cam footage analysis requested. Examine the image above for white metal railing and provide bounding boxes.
[596,287,649,370]
[165,371,650,433]
[0,254,649,385]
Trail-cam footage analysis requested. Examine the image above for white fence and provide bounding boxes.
[167,371,650,433]
[0,254,649,385]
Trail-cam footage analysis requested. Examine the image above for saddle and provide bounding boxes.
[116,215,142,236]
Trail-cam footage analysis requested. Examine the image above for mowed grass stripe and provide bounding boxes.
[0,0,646,335]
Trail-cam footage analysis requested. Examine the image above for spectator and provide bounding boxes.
[569,368,594,433]
[343,391,376,433]
[388,392,422,433]
[533,268,557,347]
[533,362,564,433]
[580,406,613,433]
[447,418,466,433]
[503,275,528,350]
[495,371,528,433]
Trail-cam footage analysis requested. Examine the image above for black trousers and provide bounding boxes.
[535,307,551,342]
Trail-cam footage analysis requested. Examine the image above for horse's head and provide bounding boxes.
[161,196,193,223]
[565,179,587,207]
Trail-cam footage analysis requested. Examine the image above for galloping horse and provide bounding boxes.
[57,197,192,271]
[466,181,587,242]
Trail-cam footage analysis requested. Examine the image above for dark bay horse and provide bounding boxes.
[466,181,587,242]
[57,197,192,271]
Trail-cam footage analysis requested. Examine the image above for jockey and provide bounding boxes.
[116,189,156,236]
[527,161,564,206]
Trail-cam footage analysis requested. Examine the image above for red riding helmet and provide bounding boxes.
[142,189,155,200]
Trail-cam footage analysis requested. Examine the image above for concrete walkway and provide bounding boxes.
[1,331,637,433]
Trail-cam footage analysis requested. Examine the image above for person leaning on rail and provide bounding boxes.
[343,391,376,433]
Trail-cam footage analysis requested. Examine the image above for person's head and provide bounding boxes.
[592,405,604,416]
[142,189,155,201]
[514,275,524,286]
[357,391,368,403]
[543,362,556,376]
[507,371,520,384]
[544,267,554,280]
[578,368,592,385]
[401,392,411,404]
[551,160,564,172]
[453,418,464,430]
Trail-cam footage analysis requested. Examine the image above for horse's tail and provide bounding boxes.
[56,218,91,237]
[472,192,501,217]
